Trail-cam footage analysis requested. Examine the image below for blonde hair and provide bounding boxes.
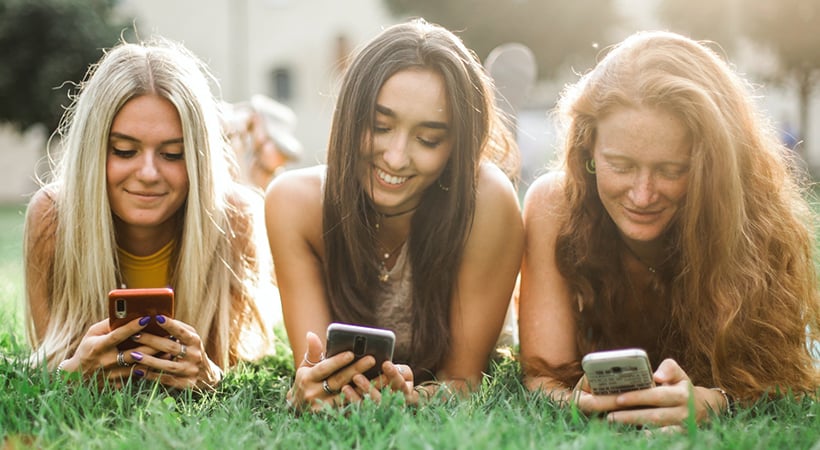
[25,37,273,369]
[544,30,819,399]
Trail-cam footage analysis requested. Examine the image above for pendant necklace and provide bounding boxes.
[378,240,406,282]
[372,204,417,282]
[373,204,420,230]
[622,241,658,274]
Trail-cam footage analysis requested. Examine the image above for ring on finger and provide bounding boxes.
[322,379,340,395]
[176,344,187,360]
[303,351,324,367]
[116,351,131,367]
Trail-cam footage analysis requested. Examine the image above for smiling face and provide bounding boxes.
[593,106,691,248]
[106,94,189,242]
[359,68,453,215]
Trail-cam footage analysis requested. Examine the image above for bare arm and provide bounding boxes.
[435,163,524,393]
[24,188,57,345]
[266,166,383,411]
[518,172,579,400]
[265,166,332,365]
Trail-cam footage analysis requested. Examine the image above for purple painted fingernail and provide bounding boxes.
[130,352,143,361]
[139,316,151,326]
[134,369,145,377]
[155,315,166,324]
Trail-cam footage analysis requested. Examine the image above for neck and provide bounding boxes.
[621,238,663,273]
[375,203,420,219]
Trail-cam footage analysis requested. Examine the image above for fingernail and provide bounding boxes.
[155,315,166,324]
[130,352,143,361]
[134,369,145,377]
[131,333,141,341]
[139,316,151,326]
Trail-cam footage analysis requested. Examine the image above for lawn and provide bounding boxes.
[0,204,818,450]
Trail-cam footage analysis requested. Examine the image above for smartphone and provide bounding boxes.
[108,287,175,351]
[325,323,395,379]
[581,348,655,395]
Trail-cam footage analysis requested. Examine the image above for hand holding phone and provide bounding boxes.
[325,323,395,379]
[108,287,175,351]
[581,348,655,395]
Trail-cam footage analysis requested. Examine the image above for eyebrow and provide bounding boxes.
[109,132,184,146]
[375,104,449,130]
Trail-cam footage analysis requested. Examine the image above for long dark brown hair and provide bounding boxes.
[322,19,516,374]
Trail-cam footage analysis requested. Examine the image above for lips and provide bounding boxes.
[375,167,409,186]
[623,206,663,223]
[125,189,166,198]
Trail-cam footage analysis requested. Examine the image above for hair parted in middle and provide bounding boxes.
[543,30,818,399]
[27,37,270,370]
[322,18,517,374]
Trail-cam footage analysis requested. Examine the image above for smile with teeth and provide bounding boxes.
[376,167,408,185]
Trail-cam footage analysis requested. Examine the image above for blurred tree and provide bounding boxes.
[383,0,621,80]
[0,0,125,132]
[660,0,820,157]
[657,0,740,47]
[740,0,820,156]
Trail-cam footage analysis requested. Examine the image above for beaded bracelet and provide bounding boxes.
[56,360,69,376]
[710,387,735,417]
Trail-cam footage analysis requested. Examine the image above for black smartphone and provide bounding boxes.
[325,322,395,379]
[581,348,655,395]
[108,287,175,351]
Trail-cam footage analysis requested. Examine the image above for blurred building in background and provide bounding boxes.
[117,0,396,169]
[1,0,817,202]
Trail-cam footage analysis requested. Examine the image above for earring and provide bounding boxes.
[585,159,596,174]
[437,179,450,192]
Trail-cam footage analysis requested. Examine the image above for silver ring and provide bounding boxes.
[116,351,130,367]
[176,344,187,360]
[322,379,339,395]
[302,351,324,367]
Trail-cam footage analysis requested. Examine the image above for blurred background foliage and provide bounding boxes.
[1,0,819,154]
[385,0,620,79]
[0,0,125,132]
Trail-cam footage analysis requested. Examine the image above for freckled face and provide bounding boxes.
[106,94,189,236]
[360,68,453,215]
[593,107,691,246]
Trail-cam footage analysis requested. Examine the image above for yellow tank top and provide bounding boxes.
[117,240,174,288]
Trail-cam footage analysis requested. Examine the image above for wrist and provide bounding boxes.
[56,359,69,375]
[710,387,735,417]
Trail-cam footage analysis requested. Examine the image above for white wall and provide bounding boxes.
[116,0,396,167]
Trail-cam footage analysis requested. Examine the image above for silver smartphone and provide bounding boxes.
[581,348,655,395]
[326,323,396,379]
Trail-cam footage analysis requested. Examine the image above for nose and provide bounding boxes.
[382,133,410,170]
[136,151,160,182]
[628,171,657,207]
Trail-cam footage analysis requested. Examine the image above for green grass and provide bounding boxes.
[1,204,819,450]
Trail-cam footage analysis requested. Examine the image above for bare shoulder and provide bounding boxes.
[264,165,325,245]
[25,186,58,232]
[469,163,523,247]
[475,162,519,209]
[522,171,567,223]
[265,165,325,208]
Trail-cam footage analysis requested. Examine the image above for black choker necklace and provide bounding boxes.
[374,204,420,229]
[376,204,420,218]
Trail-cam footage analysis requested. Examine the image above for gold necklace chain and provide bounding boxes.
[378,240,406,282]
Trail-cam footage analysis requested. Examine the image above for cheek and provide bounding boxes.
[661,178,689,204]
[594,172,625,200]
